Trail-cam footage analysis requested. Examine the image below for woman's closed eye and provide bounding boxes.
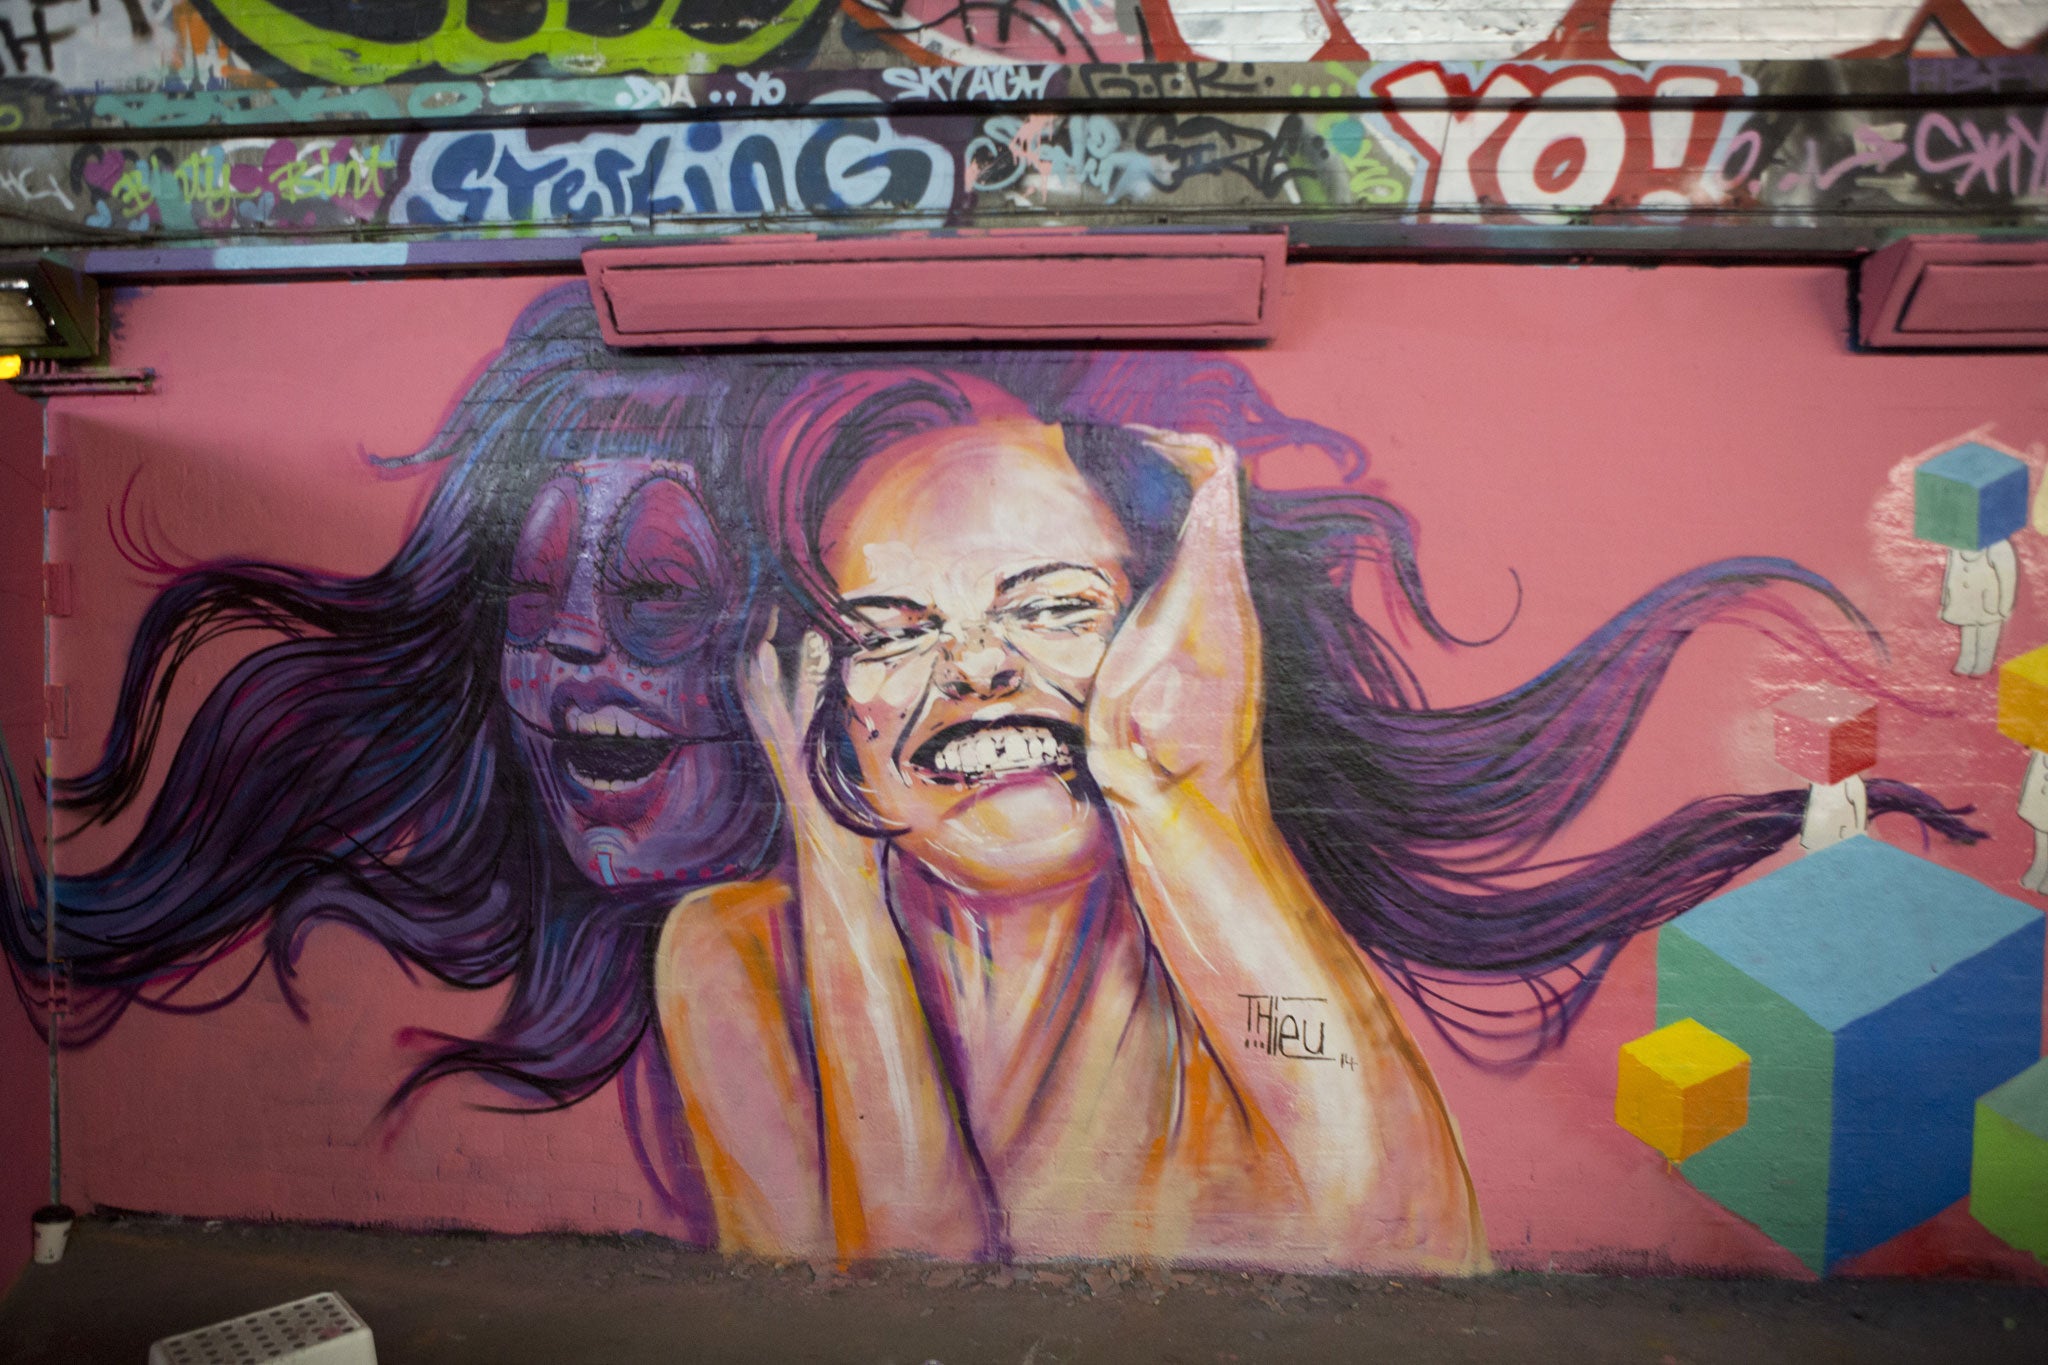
[853,617,940,659]
[1003,595,1112,633]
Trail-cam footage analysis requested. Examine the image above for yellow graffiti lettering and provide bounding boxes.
[110,167,157,217]
[270,144,395,203]
[173,152,253,216]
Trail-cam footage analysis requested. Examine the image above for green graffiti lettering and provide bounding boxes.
[174,150,250,216]
[199,0,828,84]
[1315,113,1408,206]
[272,143,396,202]
[111,168,158,217]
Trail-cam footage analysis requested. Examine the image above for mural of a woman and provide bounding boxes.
[656,351,1982,1268]
[2,284,781,1230]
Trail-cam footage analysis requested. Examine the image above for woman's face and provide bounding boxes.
[501,458,747,887]
[821,418,1132,893]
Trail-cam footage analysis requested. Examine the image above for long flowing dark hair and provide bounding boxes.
[1,284,783,1226]
[748,350,1983,1064]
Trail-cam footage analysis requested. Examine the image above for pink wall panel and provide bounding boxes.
[20,264,2048,1277]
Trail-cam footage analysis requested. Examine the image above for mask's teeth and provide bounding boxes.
[563,704,668,739]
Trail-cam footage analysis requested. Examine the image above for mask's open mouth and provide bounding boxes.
[552,704,679,794]
[910,718,1085,786]
[556,734,678,792]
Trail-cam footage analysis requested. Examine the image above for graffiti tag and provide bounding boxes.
[1371,62,1752,222]
[395,120,956,227]
[1914,110,2048,200]
[880,63,1057,104]
[173,139,395,219]
[969,110,1319,204]
[1241,994,1335,1062]
[193,0,829,82]
[0,162,73,212]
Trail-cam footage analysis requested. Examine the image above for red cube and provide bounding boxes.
[1773,686,1879,785]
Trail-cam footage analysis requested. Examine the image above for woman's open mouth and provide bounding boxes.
[553,704,680,794]
[911,718,1084,786]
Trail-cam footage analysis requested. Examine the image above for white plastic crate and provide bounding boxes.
[147,1291,376,1365]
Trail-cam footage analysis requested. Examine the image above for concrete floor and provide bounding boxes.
[4,1216,2047,1364]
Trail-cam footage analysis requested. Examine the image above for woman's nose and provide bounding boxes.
[935,624,1022,700]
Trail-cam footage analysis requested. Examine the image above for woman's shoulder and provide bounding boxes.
[654,876,798,993]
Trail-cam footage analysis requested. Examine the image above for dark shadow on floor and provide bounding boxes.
[3,1214,2046,1364]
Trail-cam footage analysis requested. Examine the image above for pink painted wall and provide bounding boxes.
[28,265,2048,1276]
[1,381,49,1292]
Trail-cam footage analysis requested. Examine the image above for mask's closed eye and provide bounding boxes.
[603,478,732,666]
[506,480,577,646]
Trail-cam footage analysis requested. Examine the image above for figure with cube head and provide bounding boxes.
[1773,686,1877,850]
[1997,645,2048,891]
[1917,442,2027,676]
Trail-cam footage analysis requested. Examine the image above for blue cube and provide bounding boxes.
[1659,839,2044,1271]
[1914,442,2029,550]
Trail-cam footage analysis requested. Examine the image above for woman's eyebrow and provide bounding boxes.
[996,562,1115,596]
[841,594,931,617]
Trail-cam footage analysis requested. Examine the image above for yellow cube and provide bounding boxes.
[1615,1018,1751,1161]
[1998,645,2048,751]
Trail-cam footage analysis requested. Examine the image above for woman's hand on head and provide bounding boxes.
[743,610,986,1257]
[741,611,875,870]
[1085,427,1263,811]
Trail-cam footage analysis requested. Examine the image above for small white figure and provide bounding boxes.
[1800,774,1869,851]
[1941,537,2018,677]
[2020,750,2048,893]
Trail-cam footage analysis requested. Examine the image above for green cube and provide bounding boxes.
[1913,442,2028,551]
[1972,1058,2048,1260]
[1656,840,2043,1272]
[1659,926,1837,1270]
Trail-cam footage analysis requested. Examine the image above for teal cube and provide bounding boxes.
[1914,442,2028,550]
[1972,1058,2048,1259]
[1659,840,2043,1272]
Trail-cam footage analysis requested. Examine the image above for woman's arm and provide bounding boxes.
[744,625,990,1260]
[655,878,829,1257]
[1088,430,1485,1269]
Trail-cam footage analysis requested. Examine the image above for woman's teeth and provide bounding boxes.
[562,705,669,739]
[929,726,1071,779]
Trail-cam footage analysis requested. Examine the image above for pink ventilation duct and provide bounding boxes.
[583,231,1288,348]
[1859,237,2048,350]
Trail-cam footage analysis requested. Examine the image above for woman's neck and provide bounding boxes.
[884,848,1147,1152]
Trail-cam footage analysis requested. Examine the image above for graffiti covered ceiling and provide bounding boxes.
[0,1,2043,257]
[0,1,2040,87]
